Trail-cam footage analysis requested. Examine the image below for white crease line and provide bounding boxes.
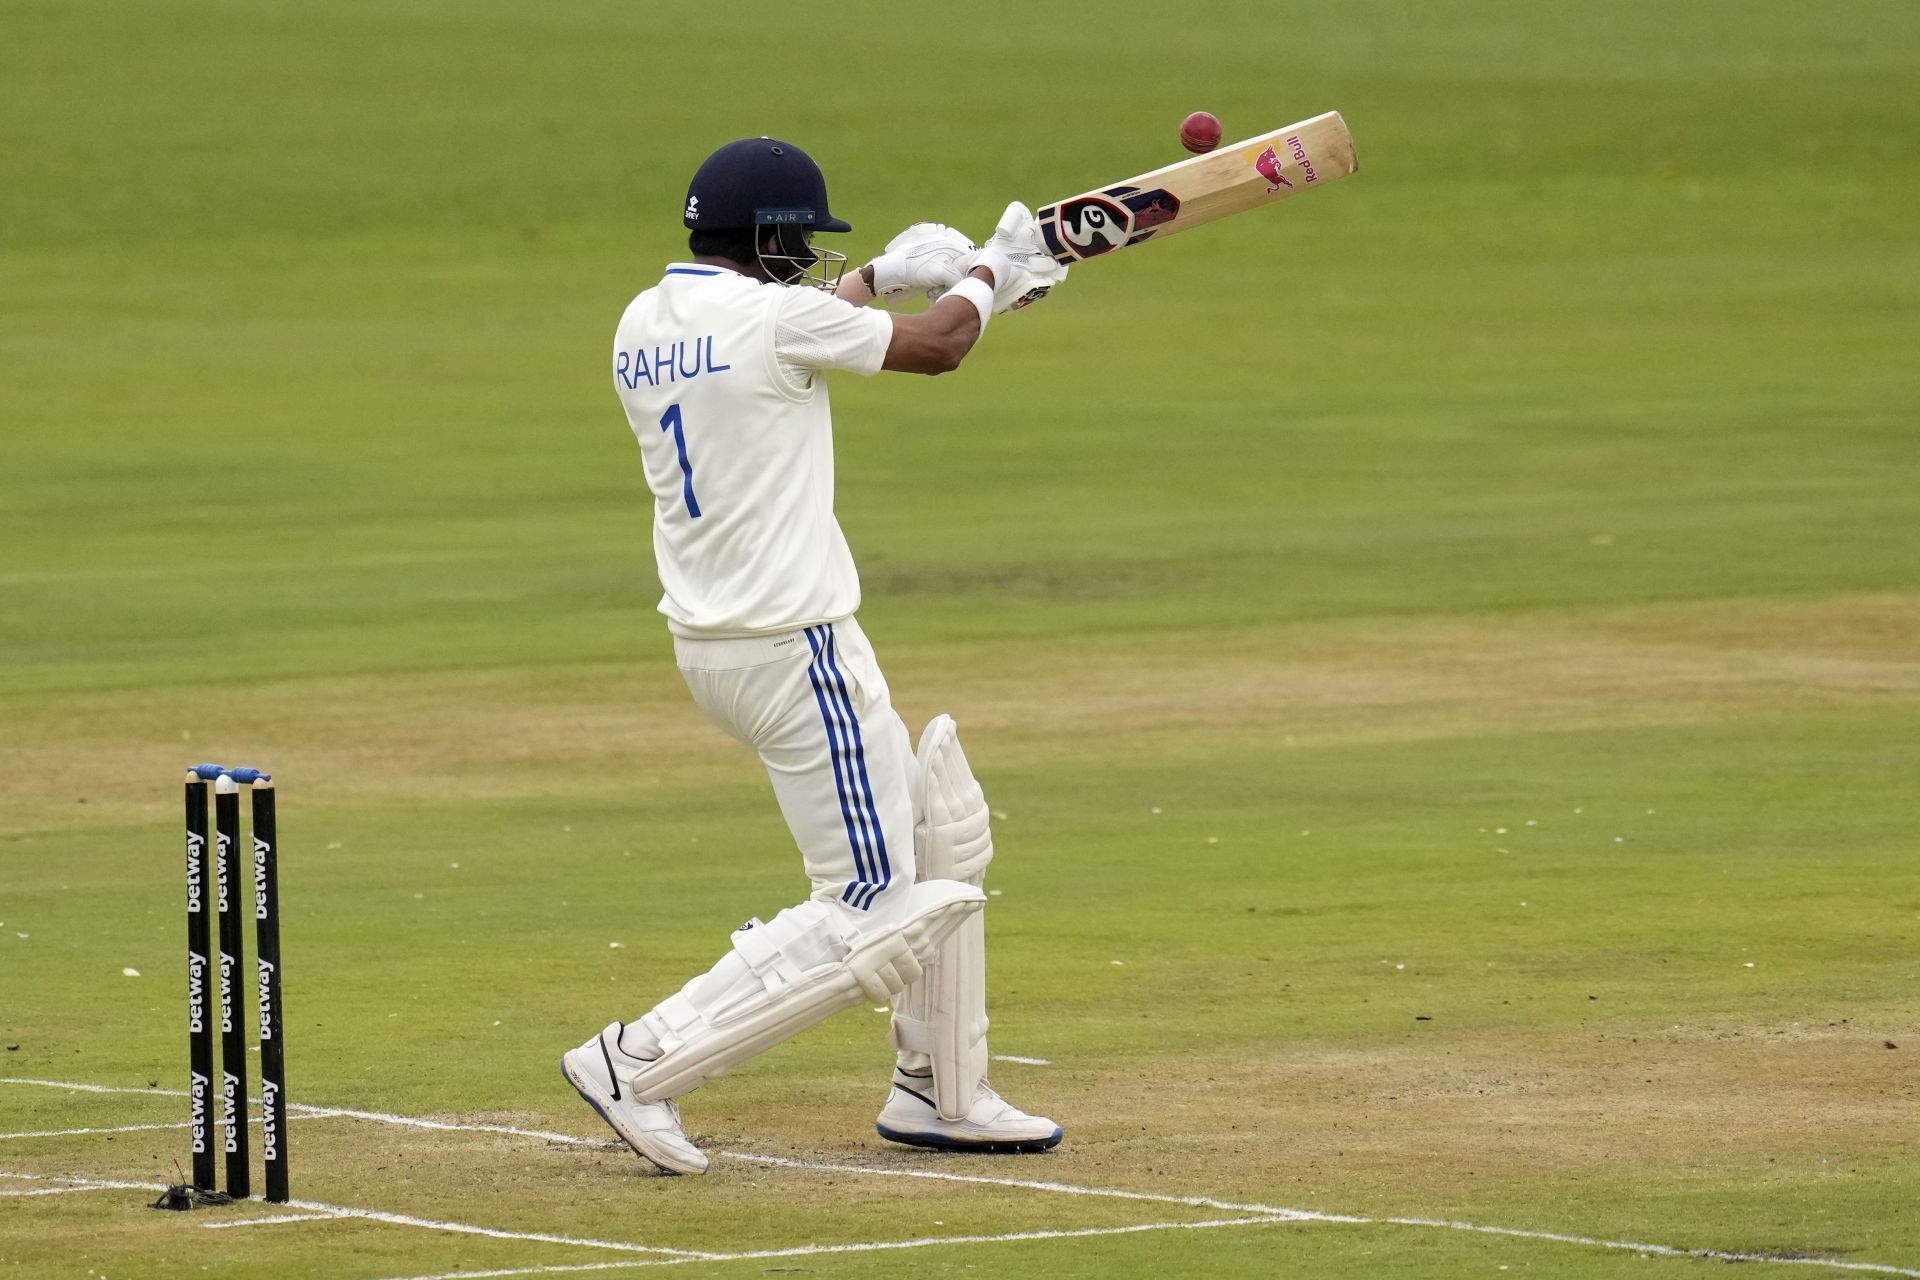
[991,1054,1052,1065]
[287,1104,617,1148]
[1,1121,191,1140]
[0,1113,362,1143]
[1382,1218,1920,1277]
[0,1074,614,1159]
[0,1171,167,1194]
[204,1209,347,1227]
[207,1197,718,1257]
[723,1152,1343,1222]
[367,1216,1288,1280]
[0,1170,713,1260]
[0,1113,370,1142]
[1,1077,181,1096]
[0,1077,617,1150]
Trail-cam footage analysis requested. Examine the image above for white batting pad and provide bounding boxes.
[626,879,984,1104]
[889,714,994,1120]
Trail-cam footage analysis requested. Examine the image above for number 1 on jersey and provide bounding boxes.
[659,403,702,518]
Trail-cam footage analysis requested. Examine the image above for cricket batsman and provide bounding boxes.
[562,137,1067,1174]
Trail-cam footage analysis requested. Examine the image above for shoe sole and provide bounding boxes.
[559,1054,707,1175]
[876,1122,1064,1154]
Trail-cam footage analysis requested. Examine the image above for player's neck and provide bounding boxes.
[693,255,774,284]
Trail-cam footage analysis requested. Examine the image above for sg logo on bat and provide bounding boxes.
[1039,186,1182,263]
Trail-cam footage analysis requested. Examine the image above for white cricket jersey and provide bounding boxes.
[612,265,894,638]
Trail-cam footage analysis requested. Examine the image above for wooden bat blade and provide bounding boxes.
[1034,110,1358,265]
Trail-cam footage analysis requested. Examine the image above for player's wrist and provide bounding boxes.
[866,251,906,297]
[945,276,993,336]
[969,246,1013,290]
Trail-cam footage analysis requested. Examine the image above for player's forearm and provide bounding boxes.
[880,267,995,375]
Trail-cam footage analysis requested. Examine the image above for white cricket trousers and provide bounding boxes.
[672,615,919,924]
[617,616,927,1073]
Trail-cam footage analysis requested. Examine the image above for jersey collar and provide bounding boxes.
[664,262,771,286]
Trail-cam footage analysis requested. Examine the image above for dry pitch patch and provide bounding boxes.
[3,592,1914,832]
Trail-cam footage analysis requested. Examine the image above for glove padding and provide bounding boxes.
[964,201,1069,314]
[868,223,977,301]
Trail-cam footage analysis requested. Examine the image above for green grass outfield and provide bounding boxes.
[3,1,1918,1276]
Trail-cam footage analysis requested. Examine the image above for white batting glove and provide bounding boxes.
[964,201,1069,313]
[867,223,977,301]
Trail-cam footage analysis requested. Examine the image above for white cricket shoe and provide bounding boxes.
[876,1068,1063,1153]
[561,1022,708,1175]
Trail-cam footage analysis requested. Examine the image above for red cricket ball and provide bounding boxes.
[1179,111,1223,154]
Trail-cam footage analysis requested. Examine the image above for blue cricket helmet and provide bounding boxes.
[682,138,852,234]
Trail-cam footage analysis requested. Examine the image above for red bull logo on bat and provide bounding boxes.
[1253,144,1294,193]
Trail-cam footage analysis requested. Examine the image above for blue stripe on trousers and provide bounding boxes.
[803,626,878,908]
[820,626,891,909]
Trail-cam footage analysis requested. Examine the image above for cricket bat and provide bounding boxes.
[1033,111,1358,265]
